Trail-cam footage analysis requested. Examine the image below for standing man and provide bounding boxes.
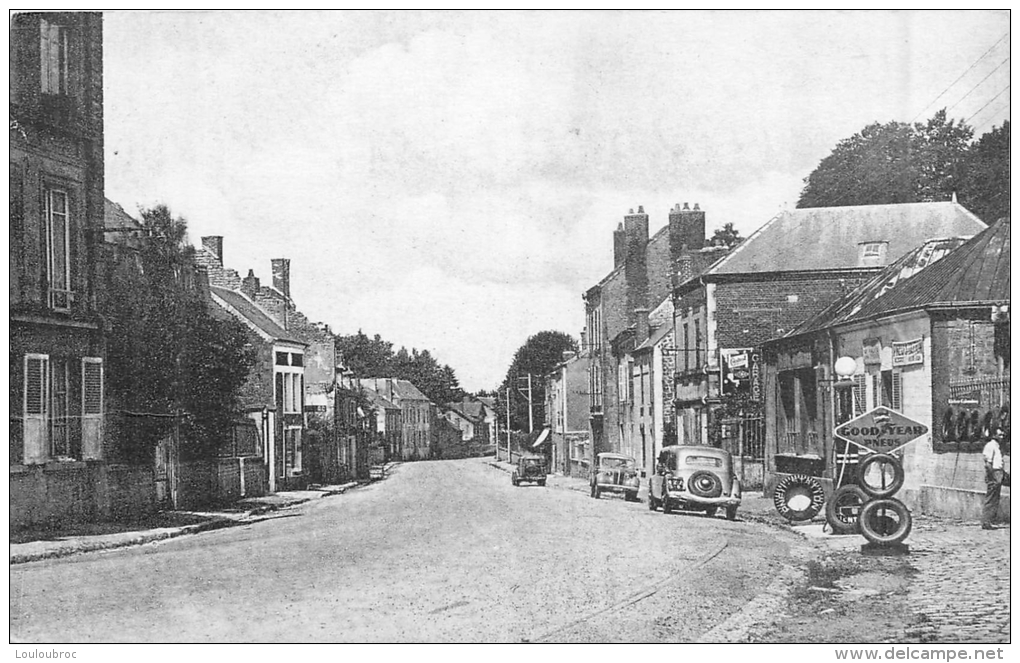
[982,430,1005,530]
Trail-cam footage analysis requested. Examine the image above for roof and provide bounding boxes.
[635,322,672,352]
[392,379,431,402]
[104,198,142,231]
[362,388,399,411]
[709,202,986,276]
[450,399,486,421]
[788,236,969,337]
[849,216,1010,318]
[211,286,304,344]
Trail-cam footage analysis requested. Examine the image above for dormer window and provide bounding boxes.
[40,19,70,95]
[857,241,889,267]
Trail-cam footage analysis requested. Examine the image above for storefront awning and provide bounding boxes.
[532,428,551,448]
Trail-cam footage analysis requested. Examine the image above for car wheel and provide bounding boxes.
[726,505,738,521]
[825,484,868,535]
[590,482,597,498]
[859,498,912,545]
[705,506,718,518]
[688,471,724,498]
[511,472,518,486]
[858,454,905,499]
[626,491,638,502]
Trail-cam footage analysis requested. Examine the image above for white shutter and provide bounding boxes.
[81,358,103,460]
[872,373,881,409]
[23,354,49,464]
[891,370,903,413]
[852,374,866,416]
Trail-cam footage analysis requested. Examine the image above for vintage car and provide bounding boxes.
[511,454,547,486]
[648,445,741,520]
[590,452,640,501]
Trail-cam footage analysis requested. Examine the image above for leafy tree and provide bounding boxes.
[798,110,1006,221]
[105,205,255,462]
[335,331,465,404]
[497,331,578,433]
[959,120,1010,223]
[710,222,743,248]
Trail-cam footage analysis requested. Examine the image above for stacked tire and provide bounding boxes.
[853,453,912,546]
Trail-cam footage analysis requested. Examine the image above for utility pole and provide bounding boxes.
[517,374,534,434]
[505,386,512,461]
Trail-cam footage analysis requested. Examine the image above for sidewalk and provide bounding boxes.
[9,464,397,565]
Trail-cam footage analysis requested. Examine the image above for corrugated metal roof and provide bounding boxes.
[789,237,968,336]
[211,286,303,344]
[710,202,986,275]
[850,216,1010,318]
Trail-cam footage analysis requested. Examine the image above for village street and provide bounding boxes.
[10,458,805,643]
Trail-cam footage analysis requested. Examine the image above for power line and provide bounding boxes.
[911,32,1010,122]
[964,85,1010,125]
[946,56,1011,114]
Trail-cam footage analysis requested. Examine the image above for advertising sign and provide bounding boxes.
[834,406,928,453]
[750,351,762,401]
[862,338,882,365]
[892,338,924,367]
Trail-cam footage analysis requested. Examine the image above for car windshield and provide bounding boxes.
[523,459,544,467]
[684,455,723,468]
[601,457,634,469]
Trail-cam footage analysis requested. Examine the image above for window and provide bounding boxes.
[280,372,302,413]
[290,353,303,367]
[881,369,903,411]
[862,243,884,258]
[694,320,703,369]
[44,188,72,310]
[21,354,100,463]
[40,19,69,95]
[618,362,629,403]
[275,352,289,366]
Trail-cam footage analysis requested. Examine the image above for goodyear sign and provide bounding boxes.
[834,406,928,453]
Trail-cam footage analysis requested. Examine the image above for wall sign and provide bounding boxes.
[892,338,924,367]
[834,406,928,453]
[750,352,762,402]
[862,338,882,365]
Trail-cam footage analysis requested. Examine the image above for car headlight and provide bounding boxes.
[667,477,683,491]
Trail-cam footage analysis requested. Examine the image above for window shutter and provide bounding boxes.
[891,370,903,412]
[871,373,881,410]
[81,358,103,460]
[852,374,866,416]
[23,354,49,464]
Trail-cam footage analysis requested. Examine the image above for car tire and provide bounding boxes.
[858,454,905,499]
[590,482,597,498]
[688,471,724,498]
[772,474,826,522]
[825,484,868,535]
[726,505,738,521]
[858,497,912,545]
[941,407,956,443]
[705,506,718,518]
[626,491,638,502]
[511,473,519,487]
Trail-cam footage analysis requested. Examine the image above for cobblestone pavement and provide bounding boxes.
[895,519,1011,643]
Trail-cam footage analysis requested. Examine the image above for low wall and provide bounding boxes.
[10,462,157,530]
[902,485,1011,521]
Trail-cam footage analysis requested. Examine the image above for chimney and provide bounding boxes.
[201,236,224,264]
[613,223,626,267]
[669,202,706,264]
[241,269,260,299]
[271,258,291,298]
[634,308,651,344]
[624,206,650,320]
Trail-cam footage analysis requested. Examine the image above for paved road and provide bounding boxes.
[10,459,802,643]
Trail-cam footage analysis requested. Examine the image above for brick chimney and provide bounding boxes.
[613,222,626,267]
[624,206,649,320]
[634,307,651,344]
[201,236,224,264]
[241,269,260,299]
[271,258,291,298]
[669,202,706,260]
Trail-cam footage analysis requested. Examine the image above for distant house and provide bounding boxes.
[544,349,592,478]
[672,201,988,483]
[364,387,401,463]
[763,218,1009,519]
[360,378,433,461]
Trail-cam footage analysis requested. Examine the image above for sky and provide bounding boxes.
[102,10,1010,392]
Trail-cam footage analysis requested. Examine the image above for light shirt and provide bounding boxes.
[983,439,1003,470]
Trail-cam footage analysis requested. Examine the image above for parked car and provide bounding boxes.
[648,445,741,520]
[590,452,640,501]
[512,454,547,486]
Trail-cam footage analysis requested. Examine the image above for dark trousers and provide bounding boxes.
[983,467,1004,525]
